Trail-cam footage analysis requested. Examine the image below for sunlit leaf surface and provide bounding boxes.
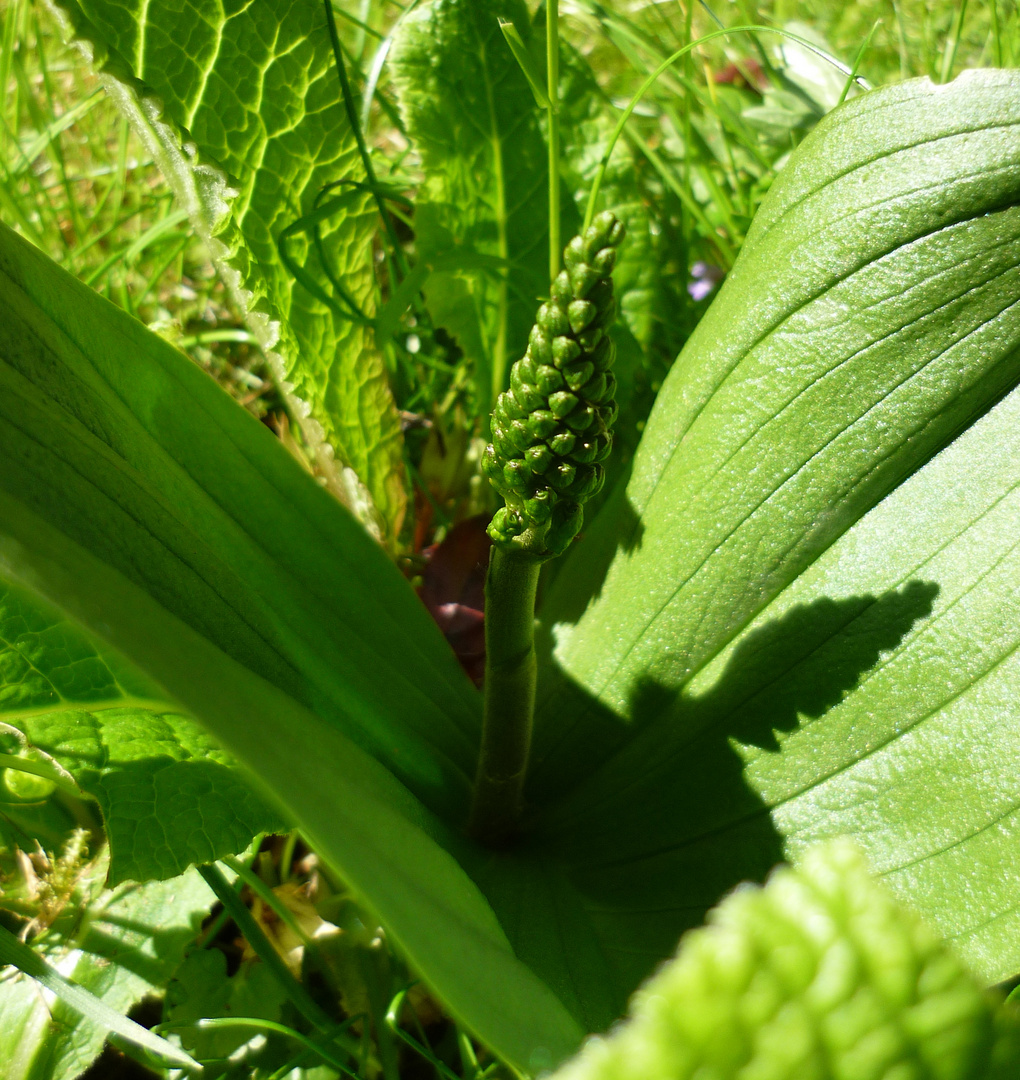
[52,0,407,540]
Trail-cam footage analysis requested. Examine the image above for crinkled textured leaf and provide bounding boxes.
[0,864,213,1080]
[49,0,406,541]
[551,843,1020,1080]
[390,0,575,404]
[537,70,1020,784]
[0,219,581,1070]
[0,581,279,884]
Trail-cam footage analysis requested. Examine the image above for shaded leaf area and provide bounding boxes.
[165,949,288,1072]
[52,0,406,540]
[0,863,213,1080]
[0,219,480,817]
[470,577,937,1030]
[390,0,577,407]
[450,71,1020,1032]
[0,220,582,1071]
[483,371,1020,1030]
[1,580,279,884]
[538,70,1020,775]
[551,843,1020,1080]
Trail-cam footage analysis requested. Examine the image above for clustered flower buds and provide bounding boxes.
[483,211,625,558]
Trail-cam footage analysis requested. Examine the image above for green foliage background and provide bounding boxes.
[3,1,1020,1079]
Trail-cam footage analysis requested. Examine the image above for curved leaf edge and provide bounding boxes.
[43,0,389,540]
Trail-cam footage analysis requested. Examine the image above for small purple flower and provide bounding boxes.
[688,261,724,301]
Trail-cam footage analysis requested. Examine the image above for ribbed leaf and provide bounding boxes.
[530,376,1020,1001]
[537,70,1020,785]
[550,843,1020,1080]
[50,0,407,541]
[0,218,581,1070]
[0,217,479,814]
[484,71,1020,1026]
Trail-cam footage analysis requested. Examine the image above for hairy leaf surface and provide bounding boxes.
[50,0,406,541]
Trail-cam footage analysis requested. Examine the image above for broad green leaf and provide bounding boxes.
[0,862,212,1080]
[389,0,576,405]
[0,495,582,1072]
[537,70,1020,786]
[1,580,280,884]
[49,0,407,542]
[450,70,1020,1034]
[0,219,580,1070]
[0,216,479,815]
[550,843,1020,1080]
[692,376,1020,985]
[496,78,1020,1023]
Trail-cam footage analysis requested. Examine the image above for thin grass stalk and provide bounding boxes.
[547,0,560,284]
[582,25,870,231]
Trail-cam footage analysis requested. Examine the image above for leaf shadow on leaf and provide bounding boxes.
[78,919,198,987]
[480,581,939,1030]
[536,481,645,633]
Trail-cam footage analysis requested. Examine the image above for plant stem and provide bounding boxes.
[547,0,560,283]
[323,0,407,282]
[469,546,542,845]
[480,30,509,407]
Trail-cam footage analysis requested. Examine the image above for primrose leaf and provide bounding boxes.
[0,219,581,1071]
[550,842,1020,1080]
[0,864,213,1080]
[0,579,280,884]
[164,948,288,1063]
[390,0,576,404]
[49,0,407,543]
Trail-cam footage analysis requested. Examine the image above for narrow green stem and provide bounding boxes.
[469,547,541,845]
[481,32,509,407]
[546,0,560,283]
[323,0,407,281]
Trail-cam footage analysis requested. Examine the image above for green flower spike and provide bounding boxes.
[483,211,625,558]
